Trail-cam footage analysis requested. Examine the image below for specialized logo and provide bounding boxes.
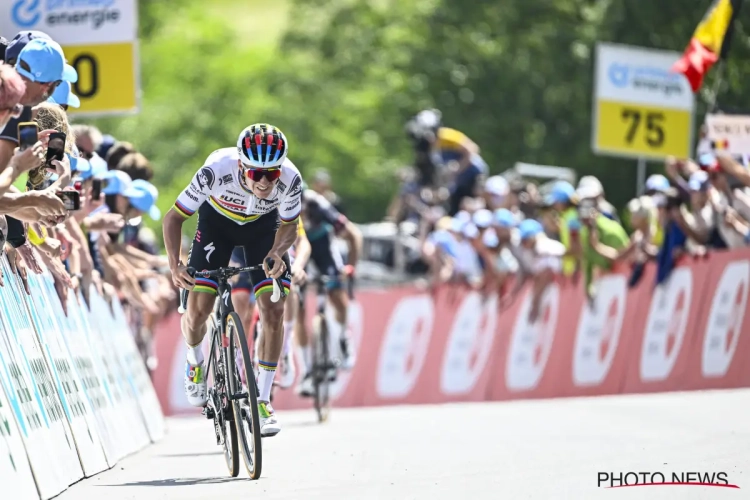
[640,267,692,382]
[197,167,215,190]
[222,290,230,308]
[376,295,434,398]
[572,275,627,387]
[440,292,498,395]
[204,242,215,262]
[505,284,560,391]
[702,260,749,378]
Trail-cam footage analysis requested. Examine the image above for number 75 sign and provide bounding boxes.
[592,43,694,160]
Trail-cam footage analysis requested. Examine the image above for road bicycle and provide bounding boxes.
[308,274,354,423]
[178,259,286,479]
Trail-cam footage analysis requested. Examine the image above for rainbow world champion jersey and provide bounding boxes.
[172,147,303,226]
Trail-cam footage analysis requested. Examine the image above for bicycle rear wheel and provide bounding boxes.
[312,313,331,423]
[209,327,239,476]
[225,312,263,479]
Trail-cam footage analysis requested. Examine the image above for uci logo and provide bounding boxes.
[608,63,629,88]
[12,0,41,28]
[220,195,243,205]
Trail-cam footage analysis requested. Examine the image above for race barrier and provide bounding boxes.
[0,255,165,500]
[153,248,750,416]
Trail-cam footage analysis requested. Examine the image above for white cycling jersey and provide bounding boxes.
[173,147,303,225]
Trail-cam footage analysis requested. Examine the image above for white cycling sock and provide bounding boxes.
[282,320,294,357]
[257,360,277,403]
[186,342,204,366]
[298,345,312,374]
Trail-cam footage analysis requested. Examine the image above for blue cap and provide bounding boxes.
[68,153,91,176]
[87,154,108,179]
[4,31,52,64]
[100,170,134,195]
[129,179,161,220]
[544,181,576,205]
[48,81,80,108]
[16,39,77,83]
[472,209,493,228]
[519,219,543,240]
[494,208,516,228]
[645,174,670,193]
[688,170,710,191]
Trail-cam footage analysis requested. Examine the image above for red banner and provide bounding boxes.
[153,249,750,416]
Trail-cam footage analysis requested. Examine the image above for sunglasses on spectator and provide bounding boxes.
[244,166,282,182]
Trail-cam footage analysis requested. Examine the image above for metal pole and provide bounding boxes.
[636,157,646,196]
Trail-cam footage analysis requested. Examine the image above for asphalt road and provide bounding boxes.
[57,389,749,499]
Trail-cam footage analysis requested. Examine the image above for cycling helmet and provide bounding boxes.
[237,123,288,168]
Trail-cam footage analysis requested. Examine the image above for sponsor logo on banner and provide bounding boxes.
[328,302,363,400]
[440,293,498,395]
[702,260,749,378]
[506,284,560,391]
[376,295,434,398]
[705,114,750,156]
[573,275,627,386]
[640,267,692,382]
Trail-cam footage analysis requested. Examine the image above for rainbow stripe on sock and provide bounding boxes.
[258,359,277,372]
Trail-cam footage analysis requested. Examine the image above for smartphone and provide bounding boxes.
[91,178,102,201]
[45,132,66,167]
[17,122,38,151]
[56,190,81,211]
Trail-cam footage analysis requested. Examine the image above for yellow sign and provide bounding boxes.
[595,100,691,159]
[61,42,137,116]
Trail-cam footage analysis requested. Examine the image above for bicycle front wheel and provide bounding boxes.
[224,312,263,479]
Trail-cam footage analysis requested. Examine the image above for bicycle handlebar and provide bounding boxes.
[178,258,287,314]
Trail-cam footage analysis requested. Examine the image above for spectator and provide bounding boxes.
[482,175,509,210]
[114,151,154,181]
[70,124,103,160]
[104,140,135,171]
[516,219,565,322]
[97,134,116,160]
[576,198,629,299]
[576,175,619,222]
[644,174,671,196]
[544,181,579,277]
[48,81,80,111]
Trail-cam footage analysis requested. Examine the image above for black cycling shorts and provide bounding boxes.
[309,237,345,290]
[187,204,292,298]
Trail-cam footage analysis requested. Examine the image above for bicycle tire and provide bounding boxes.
[209,327,239,477]
[312,313,331,423]
[225,312,263,479]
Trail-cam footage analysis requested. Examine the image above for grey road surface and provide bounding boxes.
[58,390,749,500]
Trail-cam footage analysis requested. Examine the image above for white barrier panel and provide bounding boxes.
[85,291,151,452]
[0,378,38,500]
[109,299,166,442]
[22,271,109,476]
[62,288,124,464]
[0,259,83,499]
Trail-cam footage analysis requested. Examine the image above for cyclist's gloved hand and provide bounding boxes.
[291,264,307,285]
[263,251,287,279]
[171,261,196,290]
[343,264,356,277]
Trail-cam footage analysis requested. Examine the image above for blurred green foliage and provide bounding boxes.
[87,0,750,244]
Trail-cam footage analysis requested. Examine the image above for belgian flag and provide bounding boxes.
[672,0,743,92]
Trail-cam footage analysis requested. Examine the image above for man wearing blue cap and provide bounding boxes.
[0,34,78,173]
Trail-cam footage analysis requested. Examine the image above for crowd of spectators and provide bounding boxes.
[0,30,173,371]
[390,109,750,319]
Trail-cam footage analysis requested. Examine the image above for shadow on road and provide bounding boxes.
[105,477,251,487]
[158,451,224,458]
